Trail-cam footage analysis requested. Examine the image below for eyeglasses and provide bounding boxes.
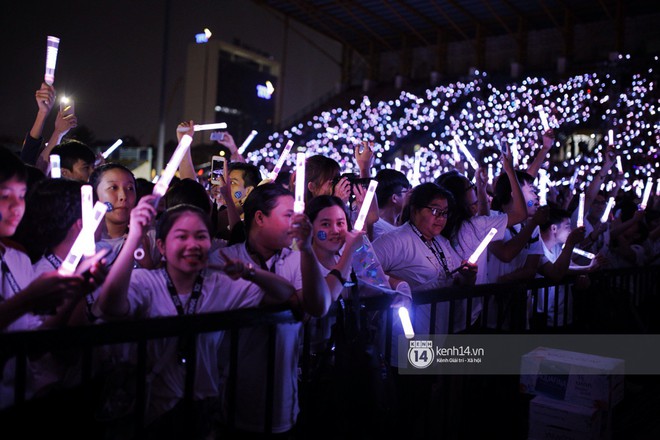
[424,206,450,218]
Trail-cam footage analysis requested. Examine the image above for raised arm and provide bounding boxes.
[36,109,78,174]
[525,129,555,179]
[93,195,158,319]
[21,83,56,165]
[354,141,374,178]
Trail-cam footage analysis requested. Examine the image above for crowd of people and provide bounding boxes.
[1,52,659,439]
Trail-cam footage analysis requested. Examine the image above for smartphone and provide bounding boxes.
[210,155,226,185]
[60,99,75,117]
[210,131,225,141]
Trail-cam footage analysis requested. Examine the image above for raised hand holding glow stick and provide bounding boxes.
[453,136,479,170]
[50,154,61,178]
[576,193,585,227]
[101,139,123,159]
[237,130,258,155]
[81,185,96,258]
[353,180,378,232]
[293,152,306,214]
[269,140,294,182]
[398,307,415,339]
[615,156,624,175]
[535,105,550,131]
[640,177,653,210]
[600,197,615,223]
[468,228,498,265]
[153,134,193,204]
[59,202,108,275]
[44,36,60,86]
[176,122,227,133]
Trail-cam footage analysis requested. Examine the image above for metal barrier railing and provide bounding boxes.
[0,266,656,437]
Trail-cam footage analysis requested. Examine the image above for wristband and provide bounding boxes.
[328,269,347,286]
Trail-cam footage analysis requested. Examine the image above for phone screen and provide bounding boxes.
[60,100,75,117]
[211,156,225,184]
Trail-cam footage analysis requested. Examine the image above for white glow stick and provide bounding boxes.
[600,197,615,223]
[535,105,550,131]
[101,139,123,159]
[353,180,379,232]
[153,134,193,200]
[487,164,493,185]
[640,177,653,210]
[572,247,595,260]
[616,156,623,174]
[237,130,258,155]
[453,136,479,170]
[269,140,294,181]
[394,157,402,172]
[538,169,548,206]
[656,178,660,197]
[50,154,61,178]
[59,202,108,275]
[398,307,415,339]
[81,185,96,258]
[510,140,520,167]
[569,168,580,191]
[468,228,497,265]
[608,129,614,146]
[176,122,228,132]
[576,193,585,227]
[412,149,422,186]
[293,152,306,214]
[44,36,60,86]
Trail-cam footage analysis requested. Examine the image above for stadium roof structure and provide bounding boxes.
[256,0,656,57]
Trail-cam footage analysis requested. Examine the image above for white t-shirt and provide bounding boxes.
[536,239,572,326]
[1,245,41,409]
[215,243,303,434]
[451,212,508,327]
[372,217,397,241]
[373,222,462,366]
[124,267,263,423]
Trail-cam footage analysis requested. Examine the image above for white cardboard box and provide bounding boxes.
[520,346,624,409]
[529,395,602,440]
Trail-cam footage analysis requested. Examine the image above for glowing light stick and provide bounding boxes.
[576,193,585,228]
[467,228,497,265]
[572,248,595,260]
[59,202,108,275]
[44,36,60,85]
[615,156,624,174]
[600,197,615,223]
[152,134,193,202]
[487,164,493,185]
[394,157,402,172]
[538,169,549,206]
[569,168,580,191]
[411,149,422,186]
[510,140,520,167]
[237,130,258,155]
[50,154,61,178]
[81,185,96,257]
[101,139,123,159]
[269,140,294,181]
[176,122,228,132]
[640,177,653,210]
[452,136,479,170]
[398,307,415,339]
[353,180,379,232]
[608,129,614,146]
[535,105,550,131]
[656,178,660,197]
[293,152,306,214]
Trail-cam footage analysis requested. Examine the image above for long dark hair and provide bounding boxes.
[305,195,353,230]
[436,170,475,242]
[401,182,454,225]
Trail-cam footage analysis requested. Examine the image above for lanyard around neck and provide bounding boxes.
[409,222,451,278]
[0,252,21,299]
[163,268,205,316]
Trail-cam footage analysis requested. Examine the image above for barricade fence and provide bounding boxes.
[0,266,656,438]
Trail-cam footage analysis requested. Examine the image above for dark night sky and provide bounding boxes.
[0,0,341,148]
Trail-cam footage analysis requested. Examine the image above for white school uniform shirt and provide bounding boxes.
[1,245,41,409]
[214,243,303,434]
[372,217,397,241]
[536,239,572,326]
[451,212,508,327]
[373,222,462,366]
[570,210,610,254]
[123,267,264,423]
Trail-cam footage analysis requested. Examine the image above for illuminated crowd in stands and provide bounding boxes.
[0,52,658,439]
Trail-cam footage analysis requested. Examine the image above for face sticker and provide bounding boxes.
[527,200,535,207]
[234,191,243,200]
[317,230,327,241]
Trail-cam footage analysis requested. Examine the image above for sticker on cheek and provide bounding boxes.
[234,191,243,200]
[527,200,535,207]
[317,231,327,241]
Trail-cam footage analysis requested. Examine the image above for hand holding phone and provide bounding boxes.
[60,98,75,118]
[210,155,226,185]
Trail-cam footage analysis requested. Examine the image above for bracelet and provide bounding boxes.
[243,262,256,280]
[328,269,347,286]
